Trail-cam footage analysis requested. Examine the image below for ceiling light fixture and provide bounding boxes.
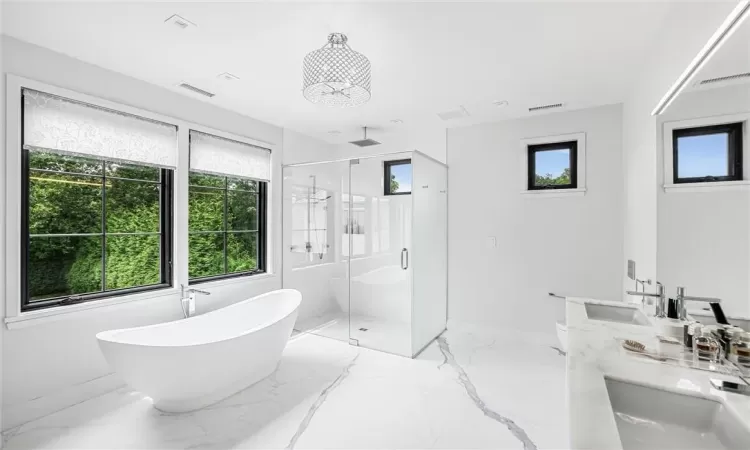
[493,100,509,107]
[328,130,342,135]
[651,1,750,115]
[390,119,404,124]
[303,33,371,107]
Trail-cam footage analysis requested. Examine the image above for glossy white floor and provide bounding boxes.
[295,311,413,356]
[3,327,568,449]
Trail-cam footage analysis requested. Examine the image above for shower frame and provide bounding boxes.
[282,150,448,358]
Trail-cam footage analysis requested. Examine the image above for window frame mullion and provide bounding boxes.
[101,160,107,291]
[21,150,175,312]
[223,176,229,275]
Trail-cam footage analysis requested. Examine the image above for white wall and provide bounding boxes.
[621,1,738,300]
[0,2,6,438]
[283,128,337,165]
[447,104,624,337]
[657,84,750,317]
[0,35,325,430]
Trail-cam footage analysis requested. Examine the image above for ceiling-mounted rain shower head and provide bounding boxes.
[349,127,381,147]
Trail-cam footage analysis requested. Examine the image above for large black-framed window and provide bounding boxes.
[527,141,578,190]
[672,122,743,184]
[21,150,174,312]
[384,159,412,195]
[188,172,267,283]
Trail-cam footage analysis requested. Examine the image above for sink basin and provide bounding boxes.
[585,303,650,326]
[605,377,750,449]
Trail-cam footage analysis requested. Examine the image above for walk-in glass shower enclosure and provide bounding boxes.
[282,151,447,357]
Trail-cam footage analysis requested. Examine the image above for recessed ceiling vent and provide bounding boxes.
[437,106,470,121]
[699,72,750,85]
[165,14,196,30]
[178,83,215,98]
[529,103,564,112]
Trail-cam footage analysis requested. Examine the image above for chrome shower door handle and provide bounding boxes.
[401,248,409,270]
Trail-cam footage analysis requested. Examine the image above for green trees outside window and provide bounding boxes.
[23,152,266,310]
[188,172,262,280]
[25,151,171,308]
[535,167,572,187]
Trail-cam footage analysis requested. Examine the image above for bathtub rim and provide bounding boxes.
[95,288,301,348]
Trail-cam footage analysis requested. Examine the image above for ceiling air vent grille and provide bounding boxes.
[437,106,470,121]
[178,83,215,98]
[699,73,750,85]
[529,103,564,112]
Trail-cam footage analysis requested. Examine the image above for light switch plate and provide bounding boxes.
[487,237,497,248]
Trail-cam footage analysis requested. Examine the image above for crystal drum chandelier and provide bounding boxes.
[302,33,371,107]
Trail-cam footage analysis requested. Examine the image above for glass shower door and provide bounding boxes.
[348,154,413,356]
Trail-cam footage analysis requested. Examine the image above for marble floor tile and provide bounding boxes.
[295,311,412,357]
[3,327,567,450]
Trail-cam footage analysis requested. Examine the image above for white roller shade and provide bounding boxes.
[23,89,177,168]
[189,130,271,182]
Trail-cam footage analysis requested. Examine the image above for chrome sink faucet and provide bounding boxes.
[626,282,666,318]
[180,285,211,318]
[676,286,721,321]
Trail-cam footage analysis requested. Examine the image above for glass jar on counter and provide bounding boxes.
[693,327,721,363]
[732,331,750,368]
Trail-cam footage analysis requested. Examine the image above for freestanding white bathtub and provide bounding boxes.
[96,289,301,413]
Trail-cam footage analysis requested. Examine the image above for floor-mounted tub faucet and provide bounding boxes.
[626,282,666,318]
[180,285,211,318]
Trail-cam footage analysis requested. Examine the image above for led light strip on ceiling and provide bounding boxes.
[651,1,750,116]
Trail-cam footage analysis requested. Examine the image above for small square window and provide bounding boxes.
[672,123,743,184]
[384,159,412,195]
[527,141,578,190]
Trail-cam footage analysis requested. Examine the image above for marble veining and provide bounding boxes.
[437,336,538,450]
[549,346,566,356]
[566,296,750,450]
[285,354,360,450]
[3,328,566,450]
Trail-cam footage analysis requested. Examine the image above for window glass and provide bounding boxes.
[106,179,160,233]
[28,236,102,300]
[188,233,225,279]
[673,123,743,183]
[105,235,161,290]
[25,151,170,308]
[534,149,571,187]
[188,172,265,281]
[29,171,102,234]
[227,232,258,273]
[527,141,577,190]
[385,160,412,195]
[676,133,729,178]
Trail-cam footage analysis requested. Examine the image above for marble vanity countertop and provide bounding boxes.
[566,297,750,450]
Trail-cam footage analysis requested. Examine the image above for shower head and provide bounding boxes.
[349,127,381,147]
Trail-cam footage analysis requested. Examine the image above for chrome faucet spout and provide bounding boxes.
[179,285,212,318]
[676,287,721,321]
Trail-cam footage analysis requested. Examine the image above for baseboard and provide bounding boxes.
[3,373,125,431]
